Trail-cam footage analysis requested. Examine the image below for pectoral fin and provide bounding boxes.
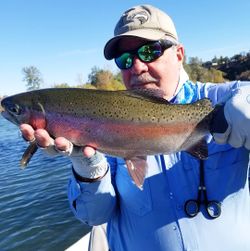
[20,141,38,168]
[125,156,148,190]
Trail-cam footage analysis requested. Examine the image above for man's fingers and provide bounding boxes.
[34,129,54,148]
[54,137,72,152]
[20,124,35,142]
[20,124,97,158]
[20,124,55,148]
[83,146,96,158]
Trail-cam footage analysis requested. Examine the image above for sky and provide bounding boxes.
[0,0,249,96]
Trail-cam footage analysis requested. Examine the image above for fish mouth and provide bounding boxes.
[1,110,19,126]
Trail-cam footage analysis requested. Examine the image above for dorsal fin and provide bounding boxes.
[192,98,213,108]
[124,88,169,104]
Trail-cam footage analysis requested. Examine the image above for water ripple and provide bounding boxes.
[0,117,90,251]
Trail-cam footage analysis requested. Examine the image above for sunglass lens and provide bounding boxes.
[138,42,162,62]
[115,53,133,69]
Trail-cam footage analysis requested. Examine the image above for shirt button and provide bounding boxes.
[173,225,177,230]
[177,204,182,210]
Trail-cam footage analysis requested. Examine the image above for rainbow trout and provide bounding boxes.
[1,88,225,188]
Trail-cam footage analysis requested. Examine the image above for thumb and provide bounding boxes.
[82,146,96,158]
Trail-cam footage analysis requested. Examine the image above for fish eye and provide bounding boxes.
[8,104,23,115]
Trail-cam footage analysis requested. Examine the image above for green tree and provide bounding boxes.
[76,83,97,89]
[185,57,226,83]
[114,71,123,83]
[88,66,100,86]
[207,68,226,83]
[187,57,207,82]
[22,66,43,91]
[88,66,125,90]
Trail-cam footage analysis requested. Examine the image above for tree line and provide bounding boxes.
[203,52,250,81]
[1,51,250,100]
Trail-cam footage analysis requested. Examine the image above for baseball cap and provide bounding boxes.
[104,4,178,60]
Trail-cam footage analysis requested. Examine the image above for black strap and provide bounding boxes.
[72,166,109,183]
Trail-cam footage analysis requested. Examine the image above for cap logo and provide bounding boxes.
[128,10,149,25]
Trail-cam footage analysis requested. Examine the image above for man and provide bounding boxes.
[21,4,250,251]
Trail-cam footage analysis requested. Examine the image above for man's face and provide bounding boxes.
[117,37,184,100]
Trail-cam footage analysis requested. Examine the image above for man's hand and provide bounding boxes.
[213,85,250,150]
[20,124,96,157]
[20,124,108,180]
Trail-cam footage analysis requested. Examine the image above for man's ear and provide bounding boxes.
[176,44,185,62]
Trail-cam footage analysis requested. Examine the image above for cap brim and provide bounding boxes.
[104,29,166,60]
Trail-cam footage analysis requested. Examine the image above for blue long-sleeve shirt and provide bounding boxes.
[68,81,250,251]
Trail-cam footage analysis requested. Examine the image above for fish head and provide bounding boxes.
[1,95,32,126]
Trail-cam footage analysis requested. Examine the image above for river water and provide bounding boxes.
[0,116,91,251]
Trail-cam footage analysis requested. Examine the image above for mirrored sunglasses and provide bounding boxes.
[115,40,176,70]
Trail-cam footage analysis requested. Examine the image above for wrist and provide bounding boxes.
[72,165,109,183]
[71,151,108,180]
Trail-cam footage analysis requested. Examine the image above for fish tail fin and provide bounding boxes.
[210,104,228,134]
[186,138,208,160]
[125,156,148,190]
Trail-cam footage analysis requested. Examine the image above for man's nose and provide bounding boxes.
[130,57,148,74]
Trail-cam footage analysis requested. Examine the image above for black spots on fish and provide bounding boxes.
[187,111,200,119]
[146,112,158,123]
[159,112,167,122]
[122,112,128,118]
[150,117,157,122]
[194,107,210,118]
[169,115,175,121]
[194,99,213,116]
[84,106,90,112]
[124,99,136,108]
[69,109,78,117]
[130,116,142,123]
[98,108,103,115]
[185,112,192,118]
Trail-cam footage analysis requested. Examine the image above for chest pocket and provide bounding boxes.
[182,144,249,202]
[206,145,249,201]
[115,158,153,216]
[206,143,244,169]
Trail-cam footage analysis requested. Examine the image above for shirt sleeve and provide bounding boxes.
[67,157,117,226]
[200,80,250,105]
